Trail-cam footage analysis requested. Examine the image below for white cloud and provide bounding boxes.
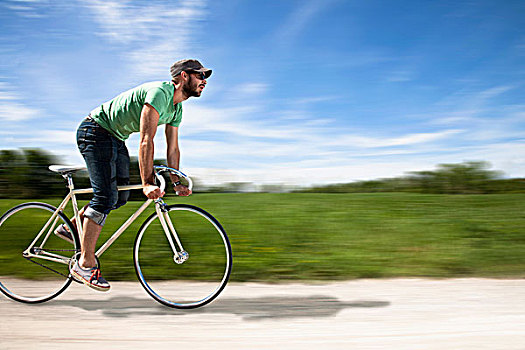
[386,70,414,82]
[180,104,313,140]
[276,0,338,46]
[133,101,485,185]
[20,130,76,145]
[236,83,269,96]
[292,96,339,105]
[326,130,463,148]
[434,85,515,112]
[3,0,49,18]
[181,139,525,186]
[0,83,40,121]
[137,89,524,185]
[81,0,208,79]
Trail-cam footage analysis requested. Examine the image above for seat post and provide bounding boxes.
[65,173,75,191]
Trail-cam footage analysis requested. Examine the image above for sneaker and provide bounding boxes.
[70,262,111,292]
[54,224,74,244]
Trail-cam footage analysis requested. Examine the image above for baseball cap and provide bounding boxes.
[170,59,212,80]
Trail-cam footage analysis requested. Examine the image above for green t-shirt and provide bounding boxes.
[90,81,182,141]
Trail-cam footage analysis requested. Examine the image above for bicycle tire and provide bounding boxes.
[0,202,80,303]
[134,204,232,309]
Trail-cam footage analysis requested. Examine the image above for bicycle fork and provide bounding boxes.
[154,199,189,264]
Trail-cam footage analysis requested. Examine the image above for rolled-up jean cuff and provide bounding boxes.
[84,206,108,226]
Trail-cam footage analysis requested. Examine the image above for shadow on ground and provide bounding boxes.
[46,295,390,320]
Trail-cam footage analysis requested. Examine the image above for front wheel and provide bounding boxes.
[134,204,232,309]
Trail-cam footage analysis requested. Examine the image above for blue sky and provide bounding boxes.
[0,0,524,185]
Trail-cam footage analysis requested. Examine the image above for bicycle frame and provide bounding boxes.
[22,166,190,265]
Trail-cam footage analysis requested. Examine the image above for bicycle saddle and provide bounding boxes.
[48,165,87,175]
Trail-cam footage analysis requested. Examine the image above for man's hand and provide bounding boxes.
[174,184,192,197]
[143,184,165,200]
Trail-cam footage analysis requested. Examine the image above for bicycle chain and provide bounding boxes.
[25,248,80,280]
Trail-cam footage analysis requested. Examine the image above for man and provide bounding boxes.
[56,59,211,291]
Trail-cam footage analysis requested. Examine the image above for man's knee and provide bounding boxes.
[88,191,118,224]
[84,206,108,226]
[114,190,130,210]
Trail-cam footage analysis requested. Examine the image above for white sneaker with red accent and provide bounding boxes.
[71,262,110,292]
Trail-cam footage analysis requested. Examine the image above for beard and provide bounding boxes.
[182,76,202,98]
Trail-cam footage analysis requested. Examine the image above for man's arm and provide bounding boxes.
[165,124,191,196]
[139,103,164,199]
[165,124,180,182]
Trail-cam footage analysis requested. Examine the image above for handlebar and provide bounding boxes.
[153,165,194,194]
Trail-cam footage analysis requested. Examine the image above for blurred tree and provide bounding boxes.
[298,161,523,194]
[0,149,66,198]
[1,150,524,197]
[408,161,503,194]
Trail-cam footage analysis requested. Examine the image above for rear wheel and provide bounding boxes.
[134,204,232,309]
[0,202,80,303]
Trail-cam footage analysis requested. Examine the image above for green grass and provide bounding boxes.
[1,193,524,281]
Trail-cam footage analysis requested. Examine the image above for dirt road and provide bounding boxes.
[1,278,524,349]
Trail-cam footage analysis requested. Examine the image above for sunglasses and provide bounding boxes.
[187,71,206,80]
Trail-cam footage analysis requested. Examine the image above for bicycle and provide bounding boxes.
[0,165,232,309]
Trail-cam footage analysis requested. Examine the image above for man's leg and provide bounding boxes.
[73,117,117,291]
[71,205,111,291]
[55,205,88,243]
[70,205,87,232]
[79,217,102,268]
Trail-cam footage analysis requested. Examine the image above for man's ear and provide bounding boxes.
[180,71,189,81]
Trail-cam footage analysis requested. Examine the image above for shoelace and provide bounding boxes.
[89,268,102,284]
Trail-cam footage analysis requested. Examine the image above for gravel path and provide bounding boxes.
[1,278,524,349]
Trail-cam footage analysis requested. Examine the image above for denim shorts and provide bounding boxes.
[77,117,130,226]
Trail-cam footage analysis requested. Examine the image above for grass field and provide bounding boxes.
[1,193,524,281]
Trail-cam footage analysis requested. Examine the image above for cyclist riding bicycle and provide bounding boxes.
[55,59,212,291]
